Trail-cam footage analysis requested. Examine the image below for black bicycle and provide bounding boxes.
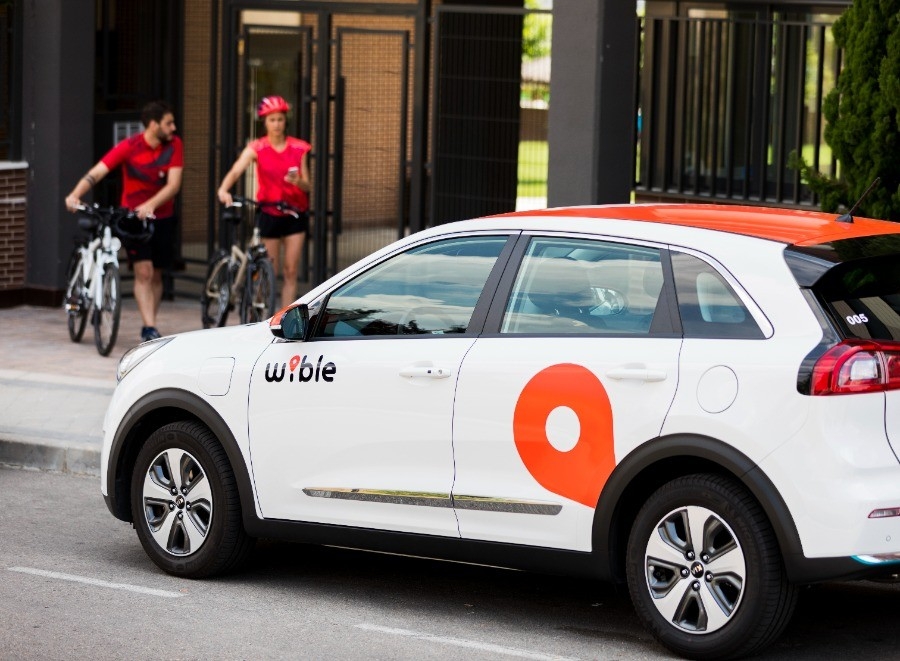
[64,204,153,356]
[201,197,300,328]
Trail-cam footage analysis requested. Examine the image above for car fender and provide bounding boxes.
[104,387,257,527]
[591,433,805,582]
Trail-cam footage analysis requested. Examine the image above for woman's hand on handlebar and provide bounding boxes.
[217,189,234,207]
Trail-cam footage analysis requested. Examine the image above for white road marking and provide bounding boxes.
[8,567,183,599]
[355,623,579,660]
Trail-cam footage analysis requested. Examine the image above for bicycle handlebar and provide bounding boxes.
[75,203,154,243]
[226,195,303,219]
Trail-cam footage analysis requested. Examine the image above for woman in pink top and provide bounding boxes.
[218,96,312,306]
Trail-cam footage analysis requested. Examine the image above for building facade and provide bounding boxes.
[0,0,847,306]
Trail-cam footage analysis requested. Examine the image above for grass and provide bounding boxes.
[518,140,548,199]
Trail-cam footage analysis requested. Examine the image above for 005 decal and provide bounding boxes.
[513,364,616,508]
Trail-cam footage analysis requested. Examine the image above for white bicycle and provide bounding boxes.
[64,203,152,356]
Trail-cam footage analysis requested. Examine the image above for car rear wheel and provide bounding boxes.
[131,421,254,578]
[625,474,797,660]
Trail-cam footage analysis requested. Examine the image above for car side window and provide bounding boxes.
[501,237,665,334]
[316,236,508,337]
[671,252,764,339]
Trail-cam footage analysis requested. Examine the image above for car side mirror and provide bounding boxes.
[269,303,309,341]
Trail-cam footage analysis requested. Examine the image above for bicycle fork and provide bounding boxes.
[65,240,99,314]
[89,228,121,324]
[229,245,250,301]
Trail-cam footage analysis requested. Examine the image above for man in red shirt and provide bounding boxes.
[65,100,183,342]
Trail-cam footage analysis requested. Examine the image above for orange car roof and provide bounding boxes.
[500,204,900,246]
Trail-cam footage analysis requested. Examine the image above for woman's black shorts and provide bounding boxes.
[258,210,309,238]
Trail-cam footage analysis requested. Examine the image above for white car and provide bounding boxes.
[102,204,900,659]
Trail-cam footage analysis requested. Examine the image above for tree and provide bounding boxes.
[523,0,552,60]
[794,0,900,220]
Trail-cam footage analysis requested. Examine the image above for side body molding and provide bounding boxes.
[104,388,257,527]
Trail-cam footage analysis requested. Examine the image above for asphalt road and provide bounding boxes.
[1,467,898,660]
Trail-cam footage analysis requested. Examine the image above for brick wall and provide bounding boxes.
[0,163,27,306]
[181,0,214,261]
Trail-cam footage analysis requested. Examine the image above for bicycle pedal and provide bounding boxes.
[65,295,86,313]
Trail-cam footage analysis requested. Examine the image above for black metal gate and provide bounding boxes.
[216,2,548,290]
[219,3,421,287]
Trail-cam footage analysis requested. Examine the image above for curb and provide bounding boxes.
[0,437,101,476]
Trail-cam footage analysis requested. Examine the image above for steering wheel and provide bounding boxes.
[591,287,627,316]
[398,307,458,334]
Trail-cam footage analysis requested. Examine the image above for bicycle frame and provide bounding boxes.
[67,223,121,319]
[202,196,290,328]
[225,210,268,300]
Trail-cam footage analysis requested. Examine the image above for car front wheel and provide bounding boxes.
[625,474,797,660]
[131,421,254,578]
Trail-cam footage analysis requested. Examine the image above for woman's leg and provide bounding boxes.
[263,237,280,283]
[280,232,305,306]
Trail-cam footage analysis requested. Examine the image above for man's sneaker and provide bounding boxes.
[141,326,161,341]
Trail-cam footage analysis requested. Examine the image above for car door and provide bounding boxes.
[247,234,513,536]
[451,234,682,551]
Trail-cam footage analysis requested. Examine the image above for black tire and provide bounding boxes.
[201,253,232,328]
[93,263,121,356]
[625,474,797,660]
[240,256,278,324]
[64,249,89,343]
[130,421,254,578]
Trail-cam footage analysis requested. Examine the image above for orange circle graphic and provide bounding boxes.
[513,364,615,508]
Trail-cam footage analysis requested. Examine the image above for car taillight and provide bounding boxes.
[810,340,900,395]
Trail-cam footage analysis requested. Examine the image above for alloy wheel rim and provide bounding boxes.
[142,448,213,556]
[643,505,746,634]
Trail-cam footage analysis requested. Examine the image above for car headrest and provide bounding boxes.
[527,258,596,315]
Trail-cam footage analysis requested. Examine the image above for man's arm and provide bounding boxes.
[134,166,183,220]
[65,161,111,212]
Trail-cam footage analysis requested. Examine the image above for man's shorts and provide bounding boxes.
[124,215,177,269]
[258,210,309,239]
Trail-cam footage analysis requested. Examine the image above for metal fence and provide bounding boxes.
[431,5,551,224]
[636,12,840,207]
[0,3,20,161]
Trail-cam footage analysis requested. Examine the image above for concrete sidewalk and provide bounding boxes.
[0,299,229,476]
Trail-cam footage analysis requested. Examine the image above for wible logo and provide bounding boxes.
[264,354,337,383]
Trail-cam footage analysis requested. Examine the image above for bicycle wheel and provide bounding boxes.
[240,257,277,324]
[64,249,89,343]
[93,263,121,356]
[201,253,233,328]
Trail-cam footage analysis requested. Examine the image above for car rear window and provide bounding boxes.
[501,237,666,335]
[812,254,900,341]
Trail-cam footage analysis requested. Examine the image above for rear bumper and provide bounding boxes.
[761,392,900,570]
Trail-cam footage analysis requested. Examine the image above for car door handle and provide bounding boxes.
[399,365,452,379]
[606,367,667,382]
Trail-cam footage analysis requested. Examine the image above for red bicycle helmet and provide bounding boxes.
[257,95,291,118]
